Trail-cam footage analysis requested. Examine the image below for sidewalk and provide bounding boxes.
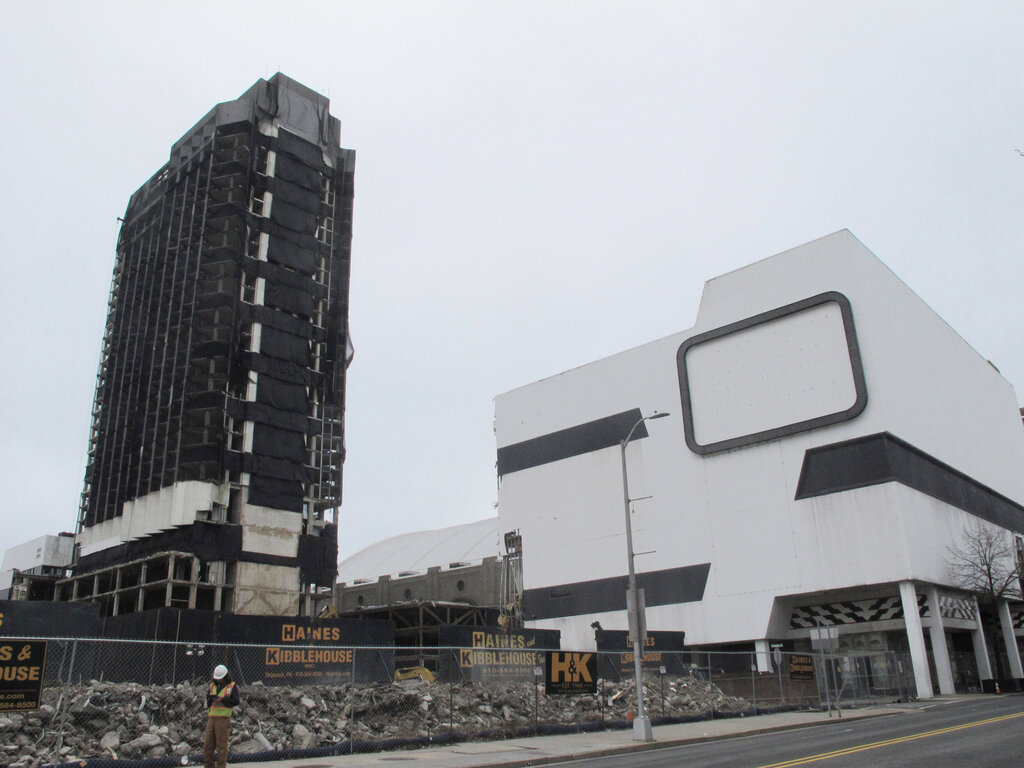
[228,702,918,768]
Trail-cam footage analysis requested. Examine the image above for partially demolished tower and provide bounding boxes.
[61,74,354,616]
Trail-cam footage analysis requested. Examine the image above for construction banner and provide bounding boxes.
[545,650,596,695]
[437,626,559,683]
[215,615,394,685]
[594,629,687,679]
[0,639,47,712]
[789,654,816,681]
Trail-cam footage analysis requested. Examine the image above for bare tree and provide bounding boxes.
[946,521,1022,604]
[947,521,1022,681]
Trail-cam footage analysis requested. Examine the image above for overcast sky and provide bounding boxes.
[1,2,1022,564]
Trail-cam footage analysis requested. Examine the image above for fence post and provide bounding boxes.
[54,639,80,750]
[660,666,665,717]
[67,639,78,685]
[533,668,539,735]
[830,653,842,718]
[708,652,714,719]
[751,654,757,714]
[349,649,356,755]
[778,653,784,706]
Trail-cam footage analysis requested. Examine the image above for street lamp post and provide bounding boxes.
[621,410,669,742]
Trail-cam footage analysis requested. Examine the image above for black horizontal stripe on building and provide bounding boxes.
[795,432,1024,533]
[497,408,647,476]
[523,563,711,621]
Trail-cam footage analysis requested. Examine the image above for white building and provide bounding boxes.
[0,534,75,601]
[494,230,1024,698]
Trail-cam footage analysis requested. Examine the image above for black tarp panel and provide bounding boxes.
[257,217,319,251]
[274,129,326,170]
[229,399,312,433]
[251,423,307,461]
[246,454,310,482]
[256,375,308,412]
[248,474,303,512]
[259,326,311,366]
[244,305,314,338]
[256,260,327,298]
[266,236,317,275]
[270,197,318,236]
[0,600,101,638]
[272,155,322,195]
[229,455,308,484]
[297,525,338,586]
[236,353,320,386]
[270,177,320,213]
[247,402,311,432]
[264,280,315,319]
[102,607,219,642]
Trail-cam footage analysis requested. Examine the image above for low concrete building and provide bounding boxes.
[0,534,75,601]
[334,519,506,648]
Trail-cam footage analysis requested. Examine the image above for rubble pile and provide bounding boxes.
[1,677,746,768]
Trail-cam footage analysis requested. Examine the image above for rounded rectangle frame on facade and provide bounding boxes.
[676,291,867,455]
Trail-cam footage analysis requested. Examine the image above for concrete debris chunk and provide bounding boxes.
[8,676,746,767]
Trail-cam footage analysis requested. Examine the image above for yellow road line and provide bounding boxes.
[756,711,1024,768]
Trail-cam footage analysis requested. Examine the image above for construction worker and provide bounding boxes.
[204,664,240,768]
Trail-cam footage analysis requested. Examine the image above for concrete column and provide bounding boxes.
[188,557,199,610]
[926,587,955,695]
[139,563,147,612]
[900,581,933,698]
[165,554,175,608]
[755,639,773,673]
[971,596,993,680]
[112,567,123,616]
[998,600,1024,679]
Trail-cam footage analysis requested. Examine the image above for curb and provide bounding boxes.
[432,710,900,768]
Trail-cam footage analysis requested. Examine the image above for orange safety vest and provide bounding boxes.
[208,681,235,718]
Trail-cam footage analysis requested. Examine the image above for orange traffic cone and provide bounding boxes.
[995,681,1001,694]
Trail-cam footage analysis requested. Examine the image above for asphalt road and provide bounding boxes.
[548,696,1024,767]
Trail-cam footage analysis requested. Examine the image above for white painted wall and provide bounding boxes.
[0,534,75,592]
[240,503,303,558]
[76,481,225,557]
[495,230,1024,648]
[686,301,858,446]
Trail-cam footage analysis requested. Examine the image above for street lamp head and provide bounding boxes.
[623,411,671,447]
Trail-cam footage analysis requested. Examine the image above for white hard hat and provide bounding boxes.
[213,664,228,680]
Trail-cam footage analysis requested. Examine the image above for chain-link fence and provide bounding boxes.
[5,638,918,766]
